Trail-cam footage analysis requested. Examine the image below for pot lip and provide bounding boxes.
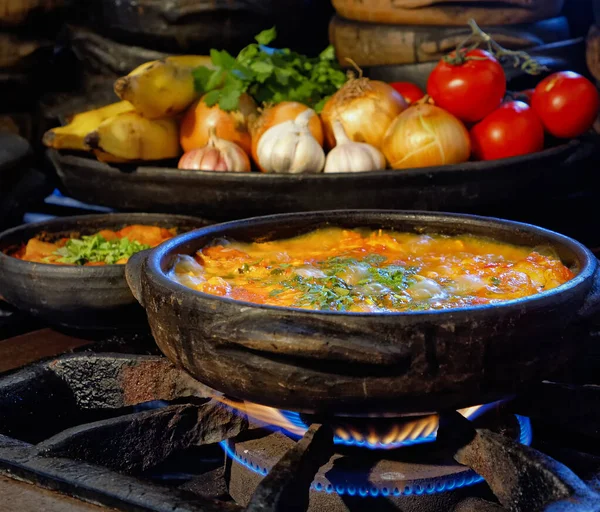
[145,209,597,317]
[0,212,209,275]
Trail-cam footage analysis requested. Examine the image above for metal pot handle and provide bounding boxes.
[125,250,150,306]
[578,265,600,324]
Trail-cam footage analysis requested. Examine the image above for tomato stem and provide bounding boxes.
[443,19,548,75]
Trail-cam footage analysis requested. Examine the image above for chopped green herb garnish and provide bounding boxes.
[281,275,356,311]
[192,28,347,112]
[238,263,251,274]
[51,235,150,265]
[490,277,501,286]
[264,255,420,311]
[364,254,387,266]
[361,265,418,291]
[318,256,358,276]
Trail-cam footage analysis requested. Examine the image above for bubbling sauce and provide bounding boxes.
[169,227,574,312]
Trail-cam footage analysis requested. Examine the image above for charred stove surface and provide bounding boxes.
[438,411,600,512]
[246,424,334,512]
[0,349,600,512]
[0,354,247,511]
[36,401,247,472]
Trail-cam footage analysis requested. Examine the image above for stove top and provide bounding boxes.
[1,326,600,512]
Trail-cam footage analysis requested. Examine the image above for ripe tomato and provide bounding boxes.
[389,82,425,104]
[531,71,600,138]
[470,101,544,161]
[427,49,506,123]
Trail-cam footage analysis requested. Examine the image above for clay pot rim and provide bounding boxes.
[141,209,597,318]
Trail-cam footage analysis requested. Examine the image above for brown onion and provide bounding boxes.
[180,93,257,154]
[321,78,407,150]
[382,104,471,169]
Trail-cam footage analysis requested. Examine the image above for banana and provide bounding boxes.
[165,55,213,68]
[93,150,130,164]
[42,101,134,151]
[114,55,213,119]
[84,111,181,161]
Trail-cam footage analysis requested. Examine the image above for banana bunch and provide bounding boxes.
[42,55,212,163]
[114,55,212,119]
[43,101,134,152]
[85,113,180,161]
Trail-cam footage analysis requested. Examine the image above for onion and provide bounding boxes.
[320,78,407,150]
[180,93,257,154]
[250,101,324,170]
[382,104,471,169]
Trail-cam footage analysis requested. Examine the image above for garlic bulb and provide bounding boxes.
[256,109,325,173]
[324,121,386,173]
[178,128,250,172]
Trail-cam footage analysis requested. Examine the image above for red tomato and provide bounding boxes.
[427,49,506,123]
[470,101,544,161]
[389,82,425,104]
[531,71,600,138]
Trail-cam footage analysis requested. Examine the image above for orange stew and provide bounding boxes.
[12,225,176,265]
[170,227,574,312]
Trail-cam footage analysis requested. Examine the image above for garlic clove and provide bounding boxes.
[294,132,325,174]
[256,109,325,174]
[324,120,386,173]
[178,127,250,172]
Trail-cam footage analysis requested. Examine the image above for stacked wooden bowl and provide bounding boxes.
[586,0,600,131]
[67,0,333,79]
[330,0,568,87]
[0,0,66,139]
[41,0,333,121]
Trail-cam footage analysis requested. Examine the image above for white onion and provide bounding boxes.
[382,104,471,169]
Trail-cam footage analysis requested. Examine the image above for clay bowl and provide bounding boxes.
[126,210,600,416]
[0,213,210,330]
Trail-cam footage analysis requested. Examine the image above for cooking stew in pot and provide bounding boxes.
[169,227,574,312]
[10,225,176,265]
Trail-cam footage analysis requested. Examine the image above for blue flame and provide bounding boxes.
[279,400,508,450]
[220,415,532,498]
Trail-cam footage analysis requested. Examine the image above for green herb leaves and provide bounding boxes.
[283,274,356,311]
[363,265,418,291]
[192,28,347,112]
[268,254,420,311]
[52,235,151,265]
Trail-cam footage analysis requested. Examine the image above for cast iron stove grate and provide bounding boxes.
[1,342,600,512]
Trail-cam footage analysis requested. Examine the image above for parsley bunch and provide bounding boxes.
[192,28,347,112]
[52,235,151,265]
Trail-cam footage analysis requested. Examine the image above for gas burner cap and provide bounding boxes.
[223,409,531,510]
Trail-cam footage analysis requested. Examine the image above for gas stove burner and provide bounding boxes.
[222,407,532,511]
[216,398,506,450]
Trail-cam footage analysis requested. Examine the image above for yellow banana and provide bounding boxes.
[93,150,130,164]
[42,101,134,151]
[84,111,181,161]
[165,55,213,68]
[114,55,213,119]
